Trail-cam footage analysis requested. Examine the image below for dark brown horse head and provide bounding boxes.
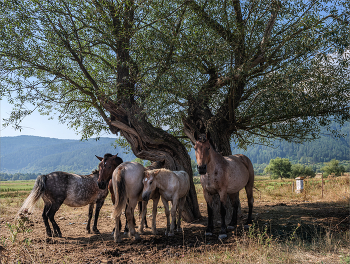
[194,132,211,175]
[96,153,123,189]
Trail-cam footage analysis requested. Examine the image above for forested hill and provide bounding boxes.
[1,122,349,175]
[231,122,350,164]
[0,136,136,174]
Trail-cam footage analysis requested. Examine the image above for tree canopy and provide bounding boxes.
[1,0,350,220]
[264,157,292,179]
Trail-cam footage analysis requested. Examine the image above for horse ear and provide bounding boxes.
[95,155,103,161]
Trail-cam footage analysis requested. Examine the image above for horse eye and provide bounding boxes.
[150,181,153,185]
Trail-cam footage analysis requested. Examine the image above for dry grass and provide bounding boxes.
[1,176,349,264]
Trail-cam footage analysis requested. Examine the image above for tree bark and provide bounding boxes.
[104,102,201,222]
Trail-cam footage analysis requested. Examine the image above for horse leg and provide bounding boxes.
[203,191,214,236]
[47,202,63,238]
[139,200,148,234]
[125,198,140,241]
[152,195,160,235]
[124,204,129,234]
[169,198,179,236]
[176,196,186,232]
[92,199,105,234]
[86,203,94,234]
[245,185,254,226]
[109,180,115,205]
[114,215,122,243]
[228,192,240,230]
[42,203,52,237]
[161,196,170,236]
[218,191,228,239]
[138,201,148,228]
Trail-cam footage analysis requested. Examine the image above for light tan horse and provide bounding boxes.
[111,162,159,243]
[194,133,254,239]
[142,169,190,236]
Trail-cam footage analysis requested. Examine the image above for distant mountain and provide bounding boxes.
[0,136,136,174]
[231,122,350,165]
[1,121,349,175]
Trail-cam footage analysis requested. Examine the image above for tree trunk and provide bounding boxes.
[104,102,201,222]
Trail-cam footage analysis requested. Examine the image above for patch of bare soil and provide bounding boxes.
[1,198,349,263]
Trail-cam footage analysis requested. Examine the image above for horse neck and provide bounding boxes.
[207,146,226,173]
[154,172,171,191]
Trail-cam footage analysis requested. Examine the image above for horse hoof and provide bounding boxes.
[93,230,100,234]
[168,233,175,237]
[134,235,141,241]
[227,225,235,231]
[152,230,158,235]
[205,232,213,236]
[244,225,251,230]
[218,234,227,240]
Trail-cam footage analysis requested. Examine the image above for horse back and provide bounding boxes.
[228,154,254,184]
[45,171,101,207]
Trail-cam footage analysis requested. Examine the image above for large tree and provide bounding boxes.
[1,0,349,220]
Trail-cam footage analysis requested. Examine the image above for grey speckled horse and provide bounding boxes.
[18,154,123,238]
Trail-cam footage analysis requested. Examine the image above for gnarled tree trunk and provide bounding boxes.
[104,102,201,222]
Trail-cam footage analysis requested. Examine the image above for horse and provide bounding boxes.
[97,156,151,234]
[142,169,190,236]
[17,154,123,238]
[193,133,254,239]
[110,162,160,243]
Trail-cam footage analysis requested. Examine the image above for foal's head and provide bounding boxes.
[194,133,211,175]
[142,170,159,201]
[96,153,123,189]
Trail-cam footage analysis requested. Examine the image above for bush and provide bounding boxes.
[291,164,315,178]
[321,159,346,176]
[264,157,292,179]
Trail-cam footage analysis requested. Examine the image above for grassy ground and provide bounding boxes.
[0,176,349,263]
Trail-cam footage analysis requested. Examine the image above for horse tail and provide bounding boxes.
[112,167,127,219]
[17,174,47,216]
[238,154,255,185]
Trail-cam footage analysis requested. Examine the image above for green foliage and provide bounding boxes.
[5,217,32,244]
[131,158,151,167]
[291,164,315,178]
[321,159,346,176]
[191,159,199,176]
[0,0,349,150]
[264,157,292,179]
[232,122,350,164]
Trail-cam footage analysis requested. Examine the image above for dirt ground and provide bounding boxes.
[1,195,349,264]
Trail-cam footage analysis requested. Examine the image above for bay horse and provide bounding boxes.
[110,162,159,243]
[194,133,254,239]
[142,169,190,236]
[17,153,123,238]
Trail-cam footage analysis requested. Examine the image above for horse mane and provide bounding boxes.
[104,153,113,159]
[104,153,123,164]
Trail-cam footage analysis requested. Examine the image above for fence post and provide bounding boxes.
[321,175,324,198]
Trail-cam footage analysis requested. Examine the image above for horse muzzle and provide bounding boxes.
[142,192,150,201]
[98,181,107,190]
[197,165,207,175]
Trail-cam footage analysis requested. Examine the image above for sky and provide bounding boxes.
[0,99,112,140]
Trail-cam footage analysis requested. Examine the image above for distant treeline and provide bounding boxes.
[232,122,349,165]
[0,172,41,181]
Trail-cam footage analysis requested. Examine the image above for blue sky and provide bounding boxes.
[1,98,112,140]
